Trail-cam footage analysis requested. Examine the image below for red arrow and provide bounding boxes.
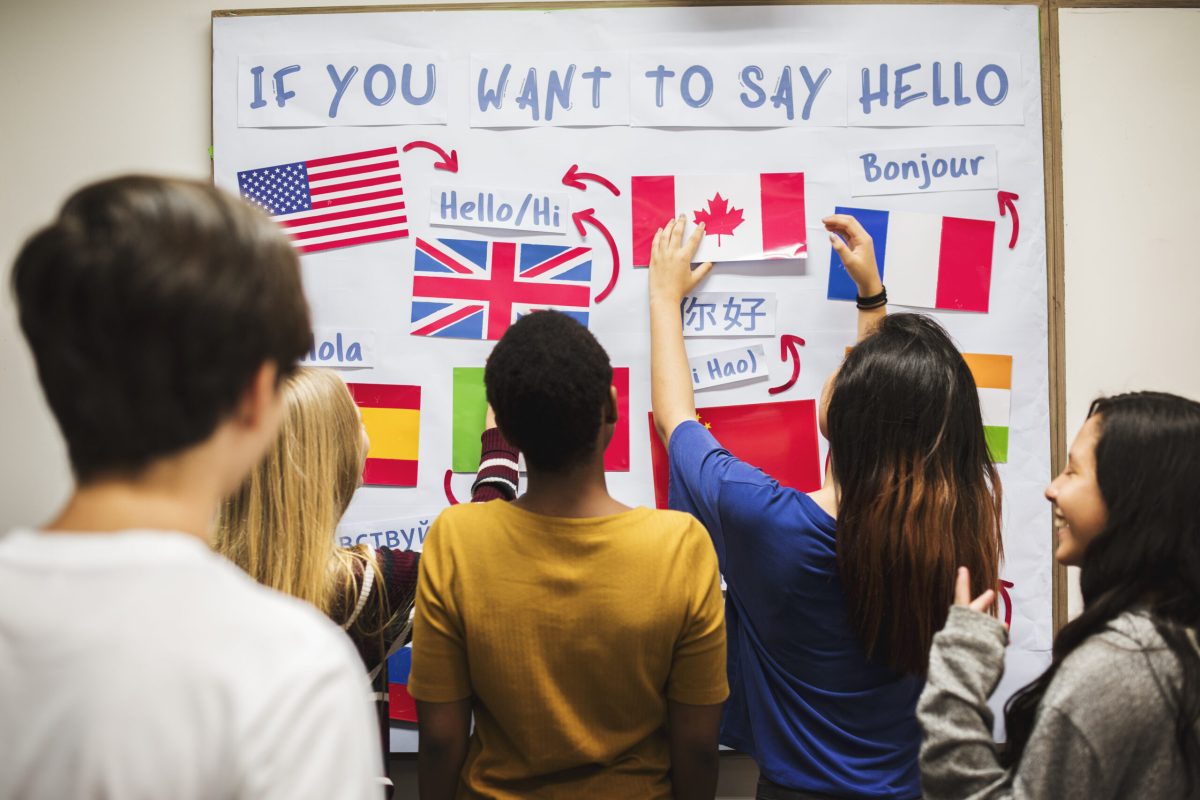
[562,164,621,197]
[402,140,459,173]
[572,208,620,304]
[768,334,806,395]
[999,579,1014,627]
[443,468,461,506]
[997,191,1020,249]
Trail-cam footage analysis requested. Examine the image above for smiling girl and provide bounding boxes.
[919,391,1200,798]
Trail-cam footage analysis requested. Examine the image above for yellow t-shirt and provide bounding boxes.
[408,500,728,799]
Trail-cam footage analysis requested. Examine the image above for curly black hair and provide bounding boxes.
[485,311,613,472]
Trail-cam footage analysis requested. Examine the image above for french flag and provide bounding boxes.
[631,173,807,267]
[827,206,995,313]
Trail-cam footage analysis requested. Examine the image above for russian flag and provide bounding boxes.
[387,644,417,722]
[827,206,995,313]
[631,173,807,267]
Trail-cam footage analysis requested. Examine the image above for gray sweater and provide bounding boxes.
[918,605,1198,799]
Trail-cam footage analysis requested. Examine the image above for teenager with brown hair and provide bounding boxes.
[648,214,1002,800]
[0,176,381,799]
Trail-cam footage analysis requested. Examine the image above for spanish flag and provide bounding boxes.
[962,353,1012,463]
[347,383,421,487]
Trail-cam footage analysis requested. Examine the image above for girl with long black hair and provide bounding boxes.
[920,391,1200,798]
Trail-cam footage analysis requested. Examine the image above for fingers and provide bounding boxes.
[651,227,663,264]
[684,220,706,259]
[822,214,870,249]
[691,261,715,286]
[828,232,851,262]
[969,589,997,614]
[954,566,998,613]
[953,567,972,606]
[669,213,686,250]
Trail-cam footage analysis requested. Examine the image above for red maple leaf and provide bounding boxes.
[693,193,744,245]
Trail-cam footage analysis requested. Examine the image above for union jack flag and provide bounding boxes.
[409,237,592,340]
[236,146,408,254]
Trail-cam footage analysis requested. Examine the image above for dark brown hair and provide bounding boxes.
[12,175,312,481]
[828,313,1003,675]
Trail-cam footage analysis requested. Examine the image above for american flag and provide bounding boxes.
[236,146,409,254]
[410,237,592,340]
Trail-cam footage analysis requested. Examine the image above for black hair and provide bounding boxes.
[485,311,613,472]
[12,175,312,482]
[1004,391,1200,781]
[829,313,1003,674]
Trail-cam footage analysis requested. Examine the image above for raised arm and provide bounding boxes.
[823,214,886,342]
[649,215,714,446]
[470,404,519,503]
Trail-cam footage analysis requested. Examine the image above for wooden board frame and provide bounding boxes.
[216,0,1200,636]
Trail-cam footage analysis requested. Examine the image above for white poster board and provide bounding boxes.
[212,3,1052,752]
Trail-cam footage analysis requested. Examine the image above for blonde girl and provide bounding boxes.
[215,367,519,759]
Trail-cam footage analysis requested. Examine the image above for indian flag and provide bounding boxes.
[962,353,1012,463]
[347,383,421,486]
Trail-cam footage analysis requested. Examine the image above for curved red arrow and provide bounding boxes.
[443,468,461,506]
[997,191,1020,249]
[999,579,1014,627]
[403,140,459,173]
[572,208,620,304]
[768,334,806,395]
[562,164,621,197]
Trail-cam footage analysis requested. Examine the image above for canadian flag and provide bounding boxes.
[631,173,807,267]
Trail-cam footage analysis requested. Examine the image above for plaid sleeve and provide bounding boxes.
[471,427,519,502]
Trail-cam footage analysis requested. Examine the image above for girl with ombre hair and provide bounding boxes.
[648,213,1003,800]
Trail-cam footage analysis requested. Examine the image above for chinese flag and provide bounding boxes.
[346,383,421,487]
[647,399,822,509]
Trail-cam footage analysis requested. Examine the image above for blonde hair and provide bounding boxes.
[215,367,375,622]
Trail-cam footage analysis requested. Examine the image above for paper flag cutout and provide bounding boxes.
[450,367,630,473]
[648,399,822,509]
[827,205,994,312]
[387,645,418,722]
[631,173,807,266]
[410,237,591,340]
[237,146,409,254]
[347,383,421,487]
[963,352,1013,463]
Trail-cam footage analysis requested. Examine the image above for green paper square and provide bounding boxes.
[452,367,488,472]
[984,425,1009,464]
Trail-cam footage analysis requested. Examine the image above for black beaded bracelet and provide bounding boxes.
[856,286,888,310]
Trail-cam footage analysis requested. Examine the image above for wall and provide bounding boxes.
[1057,7,1200,615]
[2,2,1198,797]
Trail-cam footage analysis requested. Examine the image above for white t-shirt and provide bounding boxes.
[0,529,382,799]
